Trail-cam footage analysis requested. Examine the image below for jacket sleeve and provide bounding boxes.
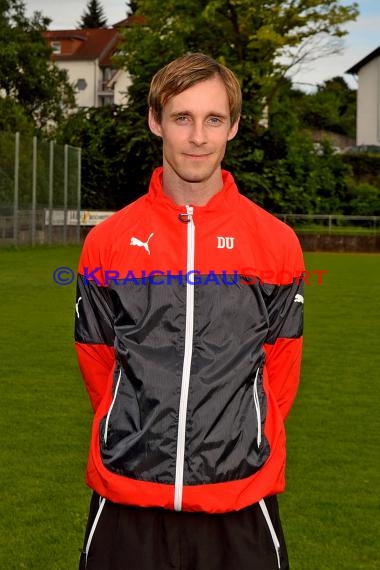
[263,239,304,421]
[74,232,115,412]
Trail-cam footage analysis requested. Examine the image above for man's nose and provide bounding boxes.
[189,122,207,145]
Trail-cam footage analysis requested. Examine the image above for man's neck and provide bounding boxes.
[162,167,224,207]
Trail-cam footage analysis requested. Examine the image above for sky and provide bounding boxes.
[24,0,380,90]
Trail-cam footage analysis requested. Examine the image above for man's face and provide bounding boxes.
[149,75,239,188]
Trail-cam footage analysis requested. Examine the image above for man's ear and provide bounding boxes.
[148,108,162,137]
[227,115,240,141]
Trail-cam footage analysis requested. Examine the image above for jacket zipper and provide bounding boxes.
[253,366,262,448]
[174,205,195,511]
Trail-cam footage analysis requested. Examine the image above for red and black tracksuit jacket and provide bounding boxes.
[75,167,304,515]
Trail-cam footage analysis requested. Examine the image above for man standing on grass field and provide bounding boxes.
[75,53,304,570]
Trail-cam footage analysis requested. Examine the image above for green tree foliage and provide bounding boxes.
[235,76,359,214]
[0,98,34,135]
[0,0,75,133]
[60,0,362,213]
[342,153,380,187]
[227,90,350,215]
[78,0,107,28]
[112,0,358,207]
[342,153,380,215]
[116,0,358,125]
[346,182,380,216]
[58,85,355,214]
[294,76,356,138]
[57,105,161,209]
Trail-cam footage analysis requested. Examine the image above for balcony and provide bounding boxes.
[97,79,114,96]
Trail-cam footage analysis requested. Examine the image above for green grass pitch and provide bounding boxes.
[0,246,379,569]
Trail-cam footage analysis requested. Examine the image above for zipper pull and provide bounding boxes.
[178,205,193,223]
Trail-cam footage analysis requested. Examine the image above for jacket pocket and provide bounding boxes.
[102,368,122,447]
[98,365,176,483]
[185,360,271,484]
[253,365,263,449]
[250,359,269,462]
[99,365,142,452]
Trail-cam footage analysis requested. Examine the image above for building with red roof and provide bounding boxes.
[44,27,130,108]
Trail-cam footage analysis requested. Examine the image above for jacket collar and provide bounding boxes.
[147,167,240,213]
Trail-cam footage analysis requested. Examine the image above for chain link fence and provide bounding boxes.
[0,131,81,246]
[276,213,379,234]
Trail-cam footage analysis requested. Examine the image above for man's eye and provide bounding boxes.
[208,117,222,125]
[176,115,189,123]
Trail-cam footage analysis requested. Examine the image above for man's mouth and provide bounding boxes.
[183,153,211,159]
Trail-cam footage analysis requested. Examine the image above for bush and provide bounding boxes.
[345,182,380,216]
[342,153,380,188]
[226,126,350,215]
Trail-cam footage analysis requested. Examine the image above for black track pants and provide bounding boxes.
[79,493,289,570]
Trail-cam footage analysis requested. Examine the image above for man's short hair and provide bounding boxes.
[148,53,242,126]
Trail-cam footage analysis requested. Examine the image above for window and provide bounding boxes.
[101,95,114,106]
[75,78,87,91]
[103,67,113,81]
[51,41,61,54]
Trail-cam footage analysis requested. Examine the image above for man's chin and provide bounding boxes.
[177,167,214,184]
[181,175,209,184]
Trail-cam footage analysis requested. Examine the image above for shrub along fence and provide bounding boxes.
[277,213,380,252]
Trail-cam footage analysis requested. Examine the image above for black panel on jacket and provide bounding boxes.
[98,276,272,485]
[75,274,115,346]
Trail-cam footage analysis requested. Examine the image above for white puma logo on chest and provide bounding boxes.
[130,233,154,255]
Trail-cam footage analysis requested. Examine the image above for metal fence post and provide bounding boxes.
[76,147,81,244]
[48,140,54,244]
[63,144,68,244]
[31,136,37,245]
[13,132,20,246]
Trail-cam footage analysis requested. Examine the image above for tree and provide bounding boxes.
[60,0,359,211]
[346,182,380,216]
[294,76,356,138]
[112,0,358,202]
[0,98,34,135]
[57,80,352,214]
[0,0,75,133]
[78,0,107,28]
[126,0,139,15]
[117,0,358,121]
[56,105,161,209]
[225,85,350,215]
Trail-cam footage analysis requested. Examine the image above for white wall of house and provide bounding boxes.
[112,71,131,106]
[356,57,380,145]
[55,59,130,108]
[55,60,101,107]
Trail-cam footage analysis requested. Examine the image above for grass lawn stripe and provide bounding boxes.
[0,247,379,568]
